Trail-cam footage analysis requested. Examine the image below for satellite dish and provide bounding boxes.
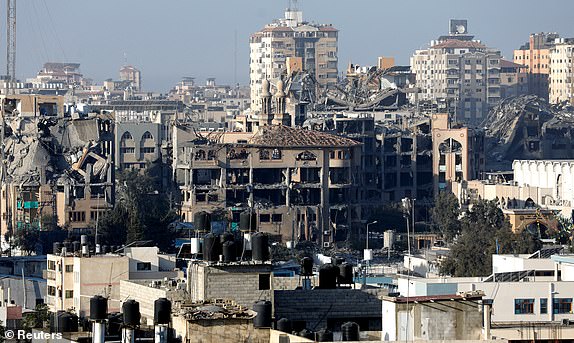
[456,25,466,34]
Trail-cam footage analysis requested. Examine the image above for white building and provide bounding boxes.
[398,251,574,326]
[549,38,574,104]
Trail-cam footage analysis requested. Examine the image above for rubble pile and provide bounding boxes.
[180,300,256,321]
[482,95,574,167]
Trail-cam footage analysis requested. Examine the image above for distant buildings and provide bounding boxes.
[549,38,574,104]
[249,6,338,111]
[411,19,502,124]
[119,65,142,91]
[513,32,558,100]
[499,59,528,99]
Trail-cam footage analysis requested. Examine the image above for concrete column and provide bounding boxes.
[285,168,291,207]
[555,262,560,282]
[549,282,554,322]
[482,301,492,340]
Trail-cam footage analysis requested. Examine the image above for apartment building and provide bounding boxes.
[514,32,558,100]
[549,38,574,104]
[249,6,338,111]
[411,19,501,124]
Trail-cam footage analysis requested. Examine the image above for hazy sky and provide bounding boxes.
[12,0,574,92]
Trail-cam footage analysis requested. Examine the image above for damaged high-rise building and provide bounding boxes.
[0,95,115,248]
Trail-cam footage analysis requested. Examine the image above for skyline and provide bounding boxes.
[11,0,574,91]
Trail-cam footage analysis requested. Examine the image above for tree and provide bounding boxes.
[12,227,40,255]
[431,192,461,242]
[98,168,178,252]
[440,199,541,277]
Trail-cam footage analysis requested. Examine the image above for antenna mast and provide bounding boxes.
[6,0,16,94]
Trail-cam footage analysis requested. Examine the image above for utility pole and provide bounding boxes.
[6,0,16,94]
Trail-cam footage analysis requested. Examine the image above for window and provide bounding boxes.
[272,214,283,223]
[48,286,56,296]
[541,298,548,314]
[553,298,572,314]
[260,214,270,223]
[514,299,534,314]
[65,265,73,273]
[259,274,271,290]
[120,147,135,154]
[141,147,155,154]
[48,261,56,270]
[142,131,153,139]
[65,290,74,299]
[136,262,152,271]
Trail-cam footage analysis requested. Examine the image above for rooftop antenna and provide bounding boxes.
[289,0,299,11]
[123,52,128,66]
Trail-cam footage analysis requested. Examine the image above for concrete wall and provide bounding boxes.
[188,263,272,309]
[172,315,270,343]
[274,289,382,331]
[119,280,168,326]
[382,299,482,341]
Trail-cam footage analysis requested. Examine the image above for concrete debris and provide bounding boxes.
[181,301,256,321]
[249,125,360,148]
[482,95,574,169]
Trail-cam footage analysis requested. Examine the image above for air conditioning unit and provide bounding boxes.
[562,319,570,326]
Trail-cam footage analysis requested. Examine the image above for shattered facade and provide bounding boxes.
[173,124,363,245]
[0,95,114,244]
[483,95,574,169]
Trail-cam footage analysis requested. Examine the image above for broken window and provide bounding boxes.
[259,214,271,222]
[271,214,282,223]
[296,151,316,161]
[259,150,270,160]
[272,149,282,160]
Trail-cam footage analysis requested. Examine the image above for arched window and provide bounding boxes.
[121,132,133,142]
[142,131,153,140]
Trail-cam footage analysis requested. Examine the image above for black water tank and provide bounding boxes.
[253,301,272,328]
[222,241,237,263]
[341,322,360,341]
[72,241,81,253]
[301,257,313,276]
[317,329,333,342]
[319,263,339,289]
[123,300,141,327]
[299,329,315,340]
[203,233,221,262]
[240,211,257,232]
[59,312,78,333]
[220,232,234,244]
[154,298,171,325]
[90,296,108,321]
[252,233,269,261]
[339,263,354,284]
[276,318,292,333]
[53,242,62,254]
[194,211,211,232]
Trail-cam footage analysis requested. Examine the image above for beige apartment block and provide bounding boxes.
[250,7,338,111]
[549,38,574,104]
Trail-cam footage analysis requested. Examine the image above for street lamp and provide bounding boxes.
[365,221,377,276]
[366,221,378,250]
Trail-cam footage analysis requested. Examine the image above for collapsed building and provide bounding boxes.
[483,95,574,169]
[0,95,114,246]
[173,124,363,246]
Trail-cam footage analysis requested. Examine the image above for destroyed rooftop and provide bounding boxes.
[249,125,361,148]
[431,39,486,49]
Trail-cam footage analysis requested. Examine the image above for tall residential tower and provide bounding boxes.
[249,6,338,111]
